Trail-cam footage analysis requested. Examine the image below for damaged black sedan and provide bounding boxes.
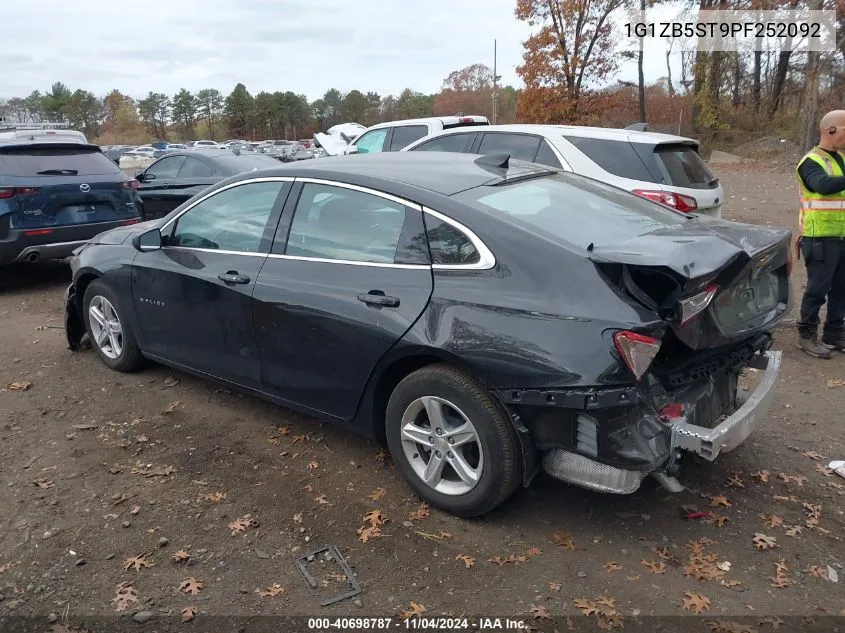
[64,152,790,517]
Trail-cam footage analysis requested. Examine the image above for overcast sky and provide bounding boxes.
[4,0,684,102]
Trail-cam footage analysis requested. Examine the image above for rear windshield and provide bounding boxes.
[214,154,280,173]
[650,144,717,189]
[0,146,122,177]
[454,173,690,249]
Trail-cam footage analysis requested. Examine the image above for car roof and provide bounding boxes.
[365,115,489,132]
[241,151,557,196]
[406,123,695,146]
[0,140,101,151]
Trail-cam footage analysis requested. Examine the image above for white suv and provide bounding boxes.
[401,124,723,217]
[344,115,489,156]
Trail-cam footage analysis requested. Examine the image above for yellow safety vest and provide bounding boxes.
[796,147,845,237]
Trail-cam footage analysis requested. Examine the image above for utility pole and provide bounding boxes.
[492,39,498,124]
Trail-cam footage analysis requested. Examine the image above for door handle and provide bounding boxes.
[218,271,251,284]
[357,292,400,308]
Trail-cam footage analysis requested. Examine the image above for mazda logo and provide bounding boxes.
[80,184,90,193]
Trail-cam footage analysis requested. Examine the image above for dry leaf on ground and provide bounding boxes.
[369,487,386,501]
[573,598,598,616]
[123,555,153,571]
[314,494,329,505]
[293,512,303,524]
[0,562,11,573]
[164,401,182,413]
[710,495,731,508]
[198,491,226,503]
[530,605,552,620]
[809,565,828,580]
[706,620,756,633]
[753,533,777,550]
[111,582,138,612]
[641,559,667,574]
[826,378,845,389]
[171,550,190,562]
[726,472,745,488]
[525,547,542,558]
[228,517,252,536]
[455,554,475,568]
[652,546,670,559]
[409,503,430,520]
[7,381,32,391]
[357,526,382,543]
[762,514,784,528]
[682,591,711,614]
[181,606,197,623]
[398,602,426,620]
[801,450,825,460]
[785,525,802,536]
[604,561,623,572]
[814,464,834,477]
[363,509,387,527]
[488,554,527,566]
[752,470,770,483]
[179,577,202,595]
[33,478,54,489]
[552,529,575,550]
[256,583,285,597]
[778,473,808,486]
[549,582,561,592]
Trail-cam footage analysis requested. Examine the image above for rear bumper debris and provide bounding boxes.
[670,350,781,460]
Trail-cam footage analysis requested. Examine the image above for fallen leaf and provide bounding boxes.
[369,487,386,501]
[33,478,54,489]
[758,616,784,630]
[826,378,845,389]
[603,561,623,572]
[0,562,11,573]
[725,472,745,488]
[111,582,138,612]
[652,546,670,560]
[163,401,182,413]
[398,602,426,620]
[291,434,307,443]
[573,598,598,616]
[710,495,731,508]
[455,554,475,568]
[814,464,834,477]
[548,582,561,592]
[626,575,641,581]
[785,525,802,536]
[641,559,666,574]
[753,533,777,550]
[530,605,552,620]
[375,448,389,461]
[198,491,226,503]
[721,579,743,588]
[293,512,303,524]
[682,591,711,614]
[179,577,202,595]
[409,503,430,521]
[228,517,252,536]
[706,620,756,633]
[488,554,526,566]
[712,514,729,527]
[753,470,770,483]
[774,559,789,575]
[778,473,808,486]
[7,381,32,391]
[526,547,542,558]
[762,514,784,528]
[357,526,382,543]
[171,550,190,562]
[255,583,285,597]
[314,494,328,505]
[181,606,197,622]
[809,565,828,580]
[123,555,153,571]
[306,460,318,470]
[801,450,825,460]
[363,509,387,528]
[552,530,575,550]
[770,576,790,589]
[163,376,180,388]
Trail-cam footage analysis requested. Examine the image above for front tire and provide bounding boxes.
[82,280,145,372]
[385,364,521,517]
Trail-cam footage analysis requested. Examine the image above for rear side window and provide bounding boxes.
[178,157,215,178]
[389,125,429,151]
[0,146,122,177]
[411,133,475,153]
[355,129,388,154]
[425,215,480,265]
[533,140,563,168]
[563,136,654,181]
[649,144,717,189]
[477,133,542,162]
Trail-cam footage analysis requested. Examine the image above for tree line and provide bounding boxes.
[0,66,520,145]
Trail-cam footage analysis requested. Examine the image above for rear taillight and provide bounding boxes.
[459,117,474,123]
[613,330,661,381]
[121,179,140,190]
[24,229,53,236]
[122,219,140,225]
[678,283,719,326]
[0,187,40,198]
[633,189,698,213]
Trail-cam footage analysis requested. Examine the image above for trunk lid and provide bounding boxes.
[590,218,791,350]
[0,143,139,229]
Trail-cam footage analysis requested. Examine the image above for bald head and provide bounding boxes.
[819,110,845,151]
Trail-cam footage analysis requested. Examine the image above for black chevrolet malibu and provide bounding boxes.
[63,152,791,516]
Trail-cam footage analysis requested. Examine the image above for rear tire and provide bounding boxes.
[82,280,145,372]
[385,364,521,517]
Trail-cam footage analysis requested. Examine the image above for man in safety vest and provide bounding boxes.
[795,109,845,358]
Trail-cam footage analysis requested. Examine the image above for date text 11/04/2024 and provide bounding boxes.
[306,617,527,631]
[624,20,822,40]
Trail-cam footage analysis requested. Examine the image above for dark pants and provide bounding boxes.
[798,237,845,337]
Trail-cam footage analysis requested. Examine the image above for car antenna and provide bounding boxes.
[587,242,594,252]
[474,153,509,169]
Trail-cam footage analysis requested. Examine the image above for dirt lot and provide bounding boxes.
[1,165,844,633]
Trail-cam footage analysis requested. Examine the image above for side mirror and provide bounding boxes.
[345,145,359,155]
[143,173,156,181]
[132,228,162,252]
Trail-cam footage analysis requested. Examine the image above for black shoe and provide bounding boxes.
[798,335,832,359]
[822,330,845,351]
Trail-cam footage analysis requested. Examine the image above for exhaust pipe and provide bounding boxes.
[25,251,40,263]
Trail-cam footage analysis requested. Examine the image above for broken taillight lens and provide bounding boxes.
[613,330,661,381]
[678,283,719,325]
